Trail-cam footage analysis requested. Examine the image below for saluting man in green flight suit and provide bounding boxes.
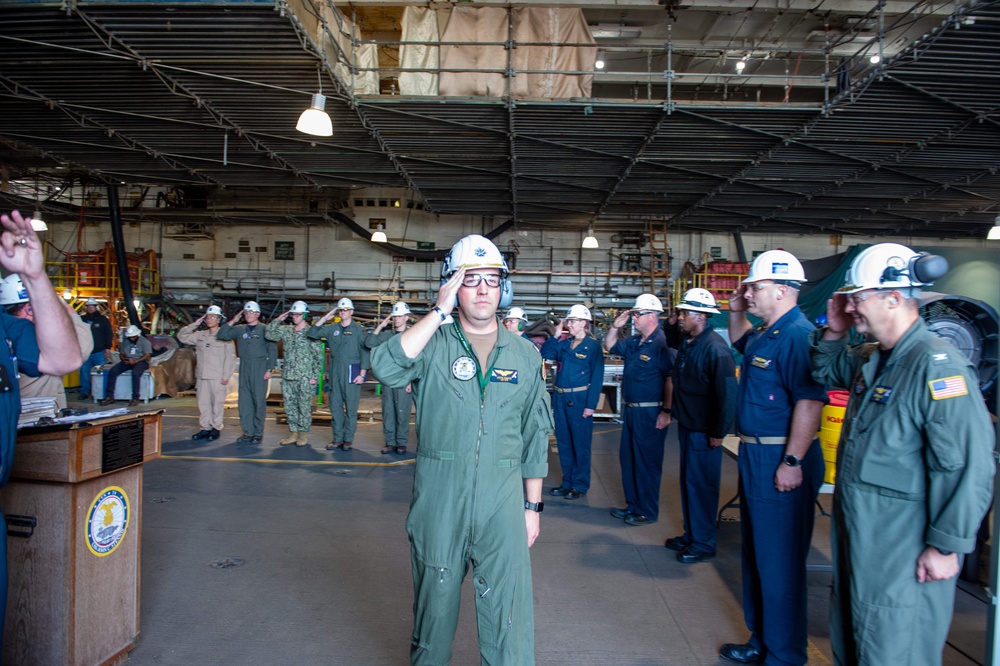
[308,297,370,451]
[811,243,994,666]
[370,234,553,666]
[216,301,278,445]
[266,301,325,447]
[365,301,415,455]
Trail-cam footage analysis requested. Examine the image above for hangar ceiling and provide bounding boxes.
[1,0,998,239]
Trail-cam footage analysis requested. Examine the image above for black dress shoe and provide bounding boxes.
[609,507,631,520]
[79,393,89,400]
[549,487,570,497]
[677,547,716,564]
[719,642,763,664]
[235,435,254,445]
[563,489,583,500]
[624,514,656,526]
[250,436,262,445]
[191,429,212,440]
[664,535,692,552]
[209,429,221,440]
[99,397,115,406]
[326,441,341,450]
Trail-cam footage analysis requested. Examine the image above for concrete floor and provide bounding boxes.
[70,388,989,666]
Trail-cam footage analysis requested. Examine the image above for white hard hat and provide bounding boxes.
[504,307,528,322]
[85,297,99,306]
[632,293,664,312]
[124,325,142,338]
[566,304,593,321]
[337,297,355,310]
[677,288,721,314]
[390,302,411,317]
[441,234,509,279]
[290,300,309,314]
[206,305,223,316]
[743,250,807,285]
[0,274,28,306]
[838,243,948,295]
[244,301,261,313]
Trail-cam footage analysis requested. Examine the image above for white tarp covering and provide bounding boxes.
[439,6,509,97]
[511,8,595,99]
[398,7,445,96]
[320,5,380,96]
[433,6,594,99]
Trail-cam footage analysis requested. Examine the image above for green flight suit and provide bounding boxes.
[265,322,324,433]
[366,328,414,447]
[811,318,994,666]
[216,322,278,438]
[370,322,553,666]
[308,321,369,444]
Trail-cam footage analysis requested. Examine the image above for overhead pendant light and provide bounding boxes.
[736,58,747,73]
[296,92,333,137]
[595,52,605,70]
[988,214,1000,240]
[869,53,881,65]
[371,230,388,243]
[30,210,47,232]
[582,227,599,249]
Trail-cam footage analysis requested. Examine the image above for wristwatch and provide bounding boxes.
[782,454,802,467]
[661,407,672,414]
[524,501,544,513]
[935,547,954,556]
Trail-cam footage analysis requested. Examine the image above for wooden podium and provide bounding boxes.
[1,410,162,666]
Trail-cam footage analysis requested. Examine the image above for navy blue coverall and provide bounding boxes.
[733,306,827,666]
[540,334,604,493]
[0,312,41,656]
[609,328,675,521]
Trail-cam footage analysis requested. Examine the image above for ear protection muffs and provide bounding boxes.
[498,279,514,309]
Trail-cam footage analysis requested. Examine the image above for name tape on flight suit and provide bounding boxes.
[490,368,518,384]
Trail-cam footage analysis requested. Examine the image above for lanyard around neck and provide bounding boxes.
[452,320,499,400]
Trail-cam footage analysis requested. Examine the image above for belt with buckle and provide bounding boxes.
[554,386,588,393]
[738,434,787,445]
[625,401,662,408]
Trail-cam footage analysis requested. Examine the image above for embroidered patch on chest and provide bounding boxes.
[639,354,650,362]
[452,356,477,381]
[575,352,587,359]
[928,376,968,400]
[750,355,772,370]
[490,368,518,383]
[870,385,893,403]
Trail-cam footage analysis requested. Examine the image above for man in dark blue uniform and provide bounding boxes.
[603,294,675,526]
[722,250,827,666]
[663,288,737,564]
[541,304,604,500]
[0,210,84,656]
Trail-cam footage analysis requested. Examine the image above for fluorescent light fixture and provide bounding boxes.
[296,93,333,137]
[371,230,388,243]
[582,228,599,249]
[590,24,642,39]
[30,211,47,231]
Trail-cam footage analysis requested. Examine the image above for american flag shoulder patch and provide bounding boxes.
[928,375,968,400]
